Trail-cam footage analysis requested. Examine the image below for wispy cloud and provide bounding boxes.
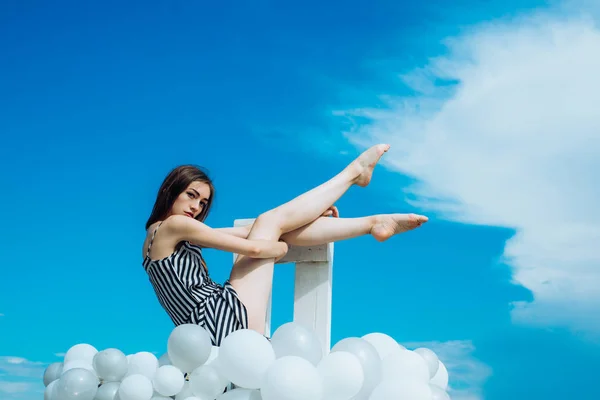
[0,357,46,379]
[0,382,38,394]
[0,356,46,400]
[338,3,600,338]
[405,340,491,400]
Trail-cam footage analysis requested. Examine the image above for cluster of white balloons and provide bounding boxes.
[43,322,450,400]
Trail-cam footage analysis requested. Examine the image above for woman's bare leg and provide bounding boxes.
[262,143,391,236]
[280,213,428,246]
[220,212,428,245]
[229,144,390,333]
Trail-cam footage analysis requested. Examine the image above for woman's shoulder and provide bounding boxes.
[142,219,174,259]
[157,215,197,229]
[142,218,187,261]
[147,220,164,232]
[145,216,188,237]
[160,215,210,238]
[143,215,200,246]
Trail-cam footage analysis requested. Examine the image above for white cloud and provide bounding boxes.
[0,382,37,394]
[0,356,46,400]
[405,340,491,400]
[0,357,46,379]
[338,3,600,337]
[4,358,27,365]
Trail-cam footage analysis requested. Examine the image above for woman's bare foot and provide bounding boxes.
[349,144,391,187]
[370,213,428,242]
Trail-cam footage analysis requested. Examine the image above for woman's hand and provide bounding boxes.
[321,205,340,218]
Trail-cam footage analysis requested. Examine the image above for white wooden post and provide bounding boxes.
[233,218,334,353]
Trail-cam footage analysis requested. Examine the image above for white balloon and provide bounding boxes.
[218,329,275,389]
[63,360,96,376]
[54,368,100,400]
[207,346,226,379]
[52,323,450,400]
[361,333,404,360]
[93,349,128,382]
[216,388,262,399]
[317,351,363,400]
[381,349,430,384]
[369,380,432,400]
[415,347,440,378]
[430,383,451,400]
[95,382,120,400]
[158,353,171,367]
[64,344,98,365]
[431,360,449,390]
[331,337,381,400]
[270,322,323,366]
[175,382,195,400]
[206,346,220,365]
[44,379,58,400]
[152,365,185,397]
[167,324,212,373]
[261,356,322,400]
[189,364,228,399]
[127,352,159,380]
[118,374,153,400]
[43,362,63,386]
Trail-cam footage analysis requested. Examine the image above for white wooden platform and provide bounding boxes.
[233,218,334,353]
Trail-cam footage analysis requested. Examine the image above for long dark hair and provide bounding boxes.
[145,165,215,230]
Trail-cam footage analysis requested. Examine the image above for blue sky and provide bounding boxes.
[2,0,600,399]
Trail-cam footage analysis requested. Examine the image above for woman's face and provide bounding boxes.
[169,181,211,219]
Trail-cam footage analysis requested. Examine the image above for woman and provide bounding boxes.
[142,144,428,346]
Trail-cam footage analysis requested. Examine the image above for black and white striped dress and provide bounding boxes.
[142,221,249,346]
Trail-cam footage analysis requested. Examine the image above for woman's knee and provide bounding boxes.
[253,210,284,232]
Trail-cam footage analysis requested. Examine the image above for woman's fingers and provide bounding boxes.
[322,206,339,217]
[331,206,339,218]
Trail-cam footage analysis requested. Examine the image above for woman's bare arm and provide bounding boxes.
[213,224,252,239]
[162,215,285,259]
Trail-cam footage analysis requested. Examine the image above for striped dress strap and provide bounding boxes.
[146,221,164,259]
